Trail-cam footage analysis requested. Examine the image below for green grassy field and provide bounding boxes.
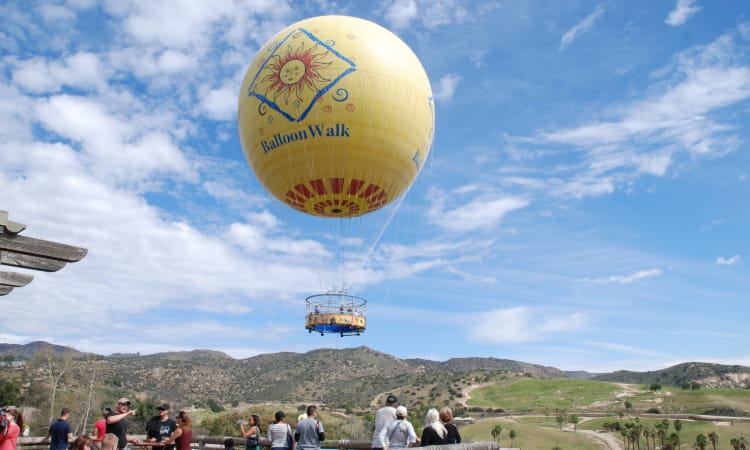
[467,378,750,414]
[578,417,750,448]
[462,417,603,450]
[468,378,622,410]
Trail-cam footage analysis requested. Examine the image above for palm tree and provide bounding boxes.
[708,431,718,450]
[740,436,749,450]
[491,424,503,444]
[673,419,682,448]
[731,437,741,450]
[695,433,708,450]
[509,429,517,447]
[655,420,669,449]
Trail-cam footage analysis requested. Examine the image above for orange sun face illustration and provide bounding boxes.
[260,41,331,105]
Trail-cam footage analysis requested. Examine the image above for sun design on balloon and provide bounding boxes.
[260,42,332,106]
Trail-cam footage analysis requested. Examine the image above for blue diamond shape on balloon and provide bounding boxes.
[247,28,357,122]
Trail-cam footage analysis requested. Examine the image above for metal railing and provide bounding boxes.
[18,437,503,450]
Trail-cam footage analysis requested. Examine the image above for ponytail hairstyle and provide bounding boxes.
[3,407,24,429]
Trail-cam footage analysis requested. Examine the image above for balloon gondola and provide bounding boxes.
[305,292,367,336]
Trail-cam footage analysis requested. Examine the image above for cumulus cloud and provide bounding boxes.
[433,74,461,103]
[468,307,586,344]
[716,254,740,266]
[584,269,663,285]
[384,0,468,30]
[665,0,701,27]
[560,5,606,51]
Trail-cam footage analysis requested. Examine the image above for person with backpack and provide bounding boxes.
[294,405,324,450]
[268,411,294,450]
[379,406,418,449]
[0,407,23,450]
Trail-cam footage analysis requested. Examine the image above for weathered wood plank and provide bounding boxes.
[0,285,13,295]
[0,251,68,272]
[0,211,26,233]
[0,270,34,287]
[0,232,87,262]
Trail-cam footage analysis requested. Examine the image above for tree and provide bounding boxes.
[35,347,74,422]
[708,431,718,450]
[673,419,682,448]
[0,378,22,406]
[491,424,503,444]
[695,433,708,450]
[649,383,661,391]
[569,415,580,432]
[508,429,517,447]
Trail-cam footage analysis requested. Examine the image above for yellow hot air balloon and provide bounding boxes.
[238,15,434,218]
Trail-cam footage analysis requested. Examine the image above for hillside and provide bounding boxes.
[593,361,750,388]
[2,342,750,412]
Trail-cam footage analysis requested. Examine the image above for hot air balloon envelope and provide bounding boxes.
[238,15,434,218]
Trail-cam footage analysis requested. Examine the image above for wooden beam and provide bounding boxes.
[0,251,68,272]
[0,270,34,287]
[0,232,87,262]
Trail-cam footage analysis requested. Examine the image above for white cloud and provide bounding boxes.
[427,188,529,233]
[384,0,469,31]
[665,0,701,27]
[716,254,740,266]
[12,52,107,93]
[585,268,663,285]
[384,0,419,30]
[433,74,461,103]
[586,341,666,358]
[515,27,750,200]
[200,84,238,120]
[560,5,606,51]
[468,307,586,344]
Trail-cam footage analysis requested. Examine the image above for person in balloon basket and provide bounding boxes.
[294,405,324,450]
[371,394,398,450]
[106,398,140,450]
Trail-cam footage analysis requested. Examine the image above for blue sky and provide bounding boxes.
[1,0,748,373]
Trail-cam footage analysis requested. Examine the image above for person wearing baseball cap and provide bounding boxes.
[105,398,139,450]
[146,403,176,450]
[371,395,398,450]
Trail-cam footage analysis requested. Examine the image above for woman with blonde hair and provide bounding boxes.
[439,407,460,444]
[419,408,446,446]
[0,407,24,450]
[164,411,192,450]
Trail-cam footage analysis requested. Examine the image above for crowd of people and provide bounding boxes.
[1,394,462,450]
[0,399,194,450]
[371,395,461,449]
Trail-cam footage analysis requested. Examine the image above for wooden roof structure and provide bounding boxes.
[0,210,88,296]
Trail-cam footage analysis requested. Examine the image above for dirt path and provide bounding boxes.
[459,382,497,406]
[576,429,624,449]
